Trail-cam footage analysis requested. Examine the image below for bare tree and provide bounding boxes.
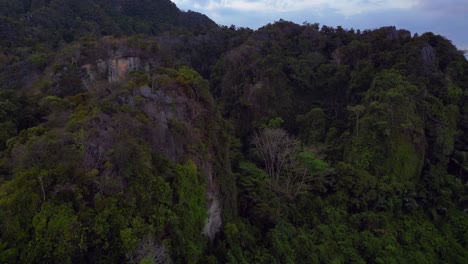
[251,128,298,183]
[252,128,326,198]
[127,235,171,264]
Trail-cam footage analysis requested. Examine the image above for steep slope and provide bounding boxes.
[0,36,230,263]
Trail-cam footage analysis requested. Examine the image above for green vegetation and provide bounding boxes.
[0,1,467,263]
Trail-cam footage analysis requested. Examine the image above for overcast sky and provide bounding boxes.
[173,0,468,52]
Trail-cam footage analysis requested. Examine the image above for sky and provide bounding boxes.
[172,0,468,53]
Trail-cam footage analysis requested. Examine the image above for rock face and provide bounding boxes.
[135,85,223,241]
[81,46,224,242]
[422,45,436,64]
[385,26,411,41]
[97,57,143,82]
[203,193,222,242]
[138,86,184,161]
[200,161,222,242]
[81,57,149,86]
[82,56,151,86]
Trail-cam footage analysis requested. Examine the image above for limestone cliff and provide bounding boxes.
[134,84,223,241]
[82,52,224,241]
[82,57,147,83]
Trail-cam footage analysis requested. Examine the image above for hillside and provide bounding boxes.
[0,1,467,263]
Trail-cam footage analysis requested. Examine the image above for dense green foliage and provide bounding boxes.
[0,1,467,263]
[0,0,215,46]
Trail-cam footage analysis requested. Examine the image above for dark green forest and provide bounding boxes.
[0,0,467,263]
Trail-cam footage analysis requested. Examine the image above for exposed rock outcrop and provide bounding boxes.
[422,45,436,64]
[97,56,144,82]
[81,37,224,240]
[135,84,223,240]
[203,193,222,242]
[138,86,184,161]
[82,56,151,85]
[385,26,411,41]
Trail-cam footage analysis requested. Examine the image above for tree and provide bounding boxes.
[252,128,298,183]
[347,104,365,137]
[252,128,326,198]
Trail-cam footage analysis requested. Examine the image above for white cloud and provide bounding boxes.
[173,0,418,16]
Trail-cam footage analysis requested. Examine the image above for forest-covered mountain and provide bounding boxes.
[0,0,467,263]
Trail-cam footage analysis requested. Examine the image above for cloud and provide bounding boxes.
[174,0,418,16]
[416,0,468,14]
